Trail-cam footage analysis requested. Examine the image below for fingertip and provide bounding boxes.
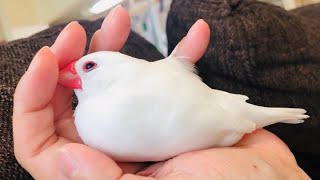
[51,21,87,69]
[89,5,131,53]
[170,19,210,64]
[196,19,211,44]
[101,5,131,30]
[14,46,59,113]
[21,46,58,86]
[197,19,210,34]
[188,19,210,37]
[27,46,54,72]
[88,29,102,53]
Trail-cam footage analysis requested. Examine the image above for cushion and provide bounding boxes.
[0,18,164,179]
[166,0,320,178]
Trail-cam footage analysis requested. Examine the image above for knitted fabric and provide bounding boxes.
[0,18,163,180]
[166,0,320,178]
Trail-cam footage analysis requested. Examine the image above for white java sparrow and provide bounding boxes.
[58,51,309,162]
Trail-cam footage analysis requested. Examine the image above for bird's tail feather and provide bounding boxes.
[211,90,309,128]
[246,105,309,128]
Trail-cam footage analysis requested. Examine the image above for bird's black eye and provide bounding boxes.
[82,61,97,72]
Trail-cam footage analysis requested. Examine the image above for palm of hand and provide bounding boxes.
[132,131,300,180]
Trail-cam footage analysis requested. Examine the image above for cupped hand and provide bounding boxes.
[13,5,310,180]
[13,5,139,180]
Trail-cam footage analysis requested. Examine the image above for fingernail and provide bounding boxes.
[27,46,50,72]
[55,21,79,43]
[137,171,153,177]
[170,20,205,60]
[169,37,184,56]
[57,147,79,179]
[108,5,122,21]
[101,5,122,30]
[187,19,203,36]
[169,37,192,61]
[62,21,79,34]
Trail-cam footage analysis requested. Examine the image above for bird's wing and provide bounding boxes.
[77,89,182,127]
[212,89,249,102]
[209,90,257,134]
[100,89,257,135]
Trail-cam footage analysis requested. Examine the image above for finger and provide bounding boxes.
[120,173,192,180]
[136,161,166,177]
[55,117,83,143]
[56,143,122,180]
[50,21,86,123]
[13,47,59,158]
[235,129,296,162]
[169,19,210,64]
[118,162,150,174]
[14,47,58,113]
[50,21,87,69]
[88,5,131,53]
[120,174,156,180]
[50,85,73,121]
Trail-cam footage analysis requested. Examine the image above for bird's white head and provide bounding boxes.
[58,51,143,99]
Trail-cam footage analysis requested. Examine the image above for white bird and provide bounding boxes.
[58,51,309,162]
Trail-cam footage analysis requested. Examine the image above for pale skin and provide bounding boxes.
[13,5,310,180]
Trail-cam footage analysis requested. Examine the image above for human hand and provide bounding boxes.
[13,5,310,180]
[130,129,310,180]
[13,5,143,180]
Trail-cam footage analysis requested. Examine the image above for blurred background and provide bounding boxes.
[0,0,319,55]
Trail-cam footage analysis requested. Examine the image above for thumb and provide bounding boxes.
[56,143,122,180]
[169,19,210,64]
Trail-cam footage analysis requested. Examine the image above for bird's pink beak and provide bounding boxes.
[58,61,82,89]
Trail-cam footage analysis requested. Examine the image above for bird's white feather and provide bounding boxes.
[72,51,309,162]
